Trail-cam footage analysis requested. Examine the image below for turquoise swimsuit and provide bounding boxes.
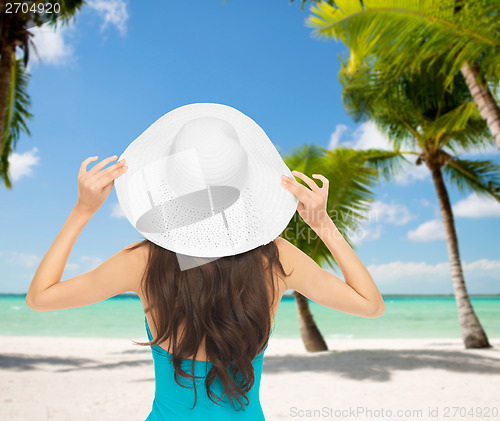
[144,316,268,420]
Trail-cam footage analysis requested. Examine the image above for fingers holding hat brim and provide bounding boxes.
[291,170,322,193]
[281,173,313,203]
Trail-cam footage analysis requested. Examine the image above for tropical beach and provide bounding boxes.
[2,335,500,421]
[1,1,500,421]
[2,295,500,420]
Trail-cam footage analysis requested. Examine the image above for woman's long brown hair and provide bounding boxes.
[125,238,288,411]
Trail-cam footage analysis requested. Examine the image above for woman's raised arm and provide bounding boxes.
[277,171,385,318]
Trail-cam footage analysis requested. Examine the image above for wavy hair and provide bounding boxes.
[125,238,288,411]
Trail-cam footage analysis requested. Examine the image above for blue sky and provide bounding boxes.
[1,0,499,295]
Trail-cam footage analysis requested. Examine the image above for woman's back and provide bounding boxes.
[144,315,269,420]
[136,239,287,421]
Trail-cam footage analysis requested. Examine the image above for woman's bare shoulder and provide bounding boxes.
[273,237,300,288]
[273,236,326,292]
[123,241,150,296]
[273,236,302,264]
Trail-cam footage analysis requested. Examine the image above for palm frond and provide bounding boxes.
[358,148,414,183]
[422,100,493,153]
[44,0,86,29]
[339,47,496,159]
[282,145,379,270]
[339,66,424,151]
[307,0,500,88]
[443,116,495,155]
[339,53,482,151]
[443,158,500,201]
[1,56,33,189]
[288,0,335,12]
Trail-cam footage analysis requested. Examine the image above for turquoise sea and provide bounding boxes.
[1,294,499,339]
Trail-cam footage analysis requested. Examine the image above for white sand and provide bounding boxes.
[1,336,499,421]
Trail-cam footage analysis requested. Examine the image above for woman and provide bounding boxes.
[26,105,384,420]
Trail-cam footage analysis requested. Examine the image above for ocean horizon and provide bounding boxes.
[1,294,499,340]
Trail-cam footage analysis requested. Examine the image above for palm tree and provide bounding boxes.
[0,0,85,188]
[281,144,380,351]
[304,0,500,149]
[336,54,499,348]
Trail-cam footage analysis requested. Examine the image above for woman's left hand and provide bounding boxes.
[75,155,128,215]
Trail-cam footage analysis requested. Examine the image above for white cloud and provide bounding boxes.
[341,121,392,150]
[7,251,39,267]
[87,0,129,36]
[464,259,500,272]
[324,258,500,293]
[367,260,450,284]
[27,22,76,67]
[328,124,348,149]
[111,202,126,218]
[80,256,103,270]
[350,224,382,247]
[366,200,414,226]
[367,258,500,286]
[8,147,40,182]
[453,193,500,218]
[25,1,128,68]
[349,200,414,246]
[407,219,446,242]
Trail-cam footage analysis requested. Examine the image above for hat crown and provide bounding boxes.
[168,116,248,190]
[164,116,249,212]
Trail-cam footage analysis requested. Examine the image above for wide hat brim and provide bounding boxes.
[114,103,298,258]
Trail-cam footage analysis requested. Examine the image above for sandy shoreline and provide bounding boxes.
[1,336,499,420]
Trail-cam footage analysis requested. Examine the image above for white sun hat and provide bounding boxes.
[114,103,298,267]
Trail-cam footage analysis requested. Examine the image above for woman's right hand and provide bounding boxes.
[281,170,330,230]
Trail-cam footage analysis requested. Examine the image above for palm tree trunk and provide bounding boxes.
[461,61,500,150]
[430,166,492,349]
[293,290,328,352]
[0,42,14,159]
